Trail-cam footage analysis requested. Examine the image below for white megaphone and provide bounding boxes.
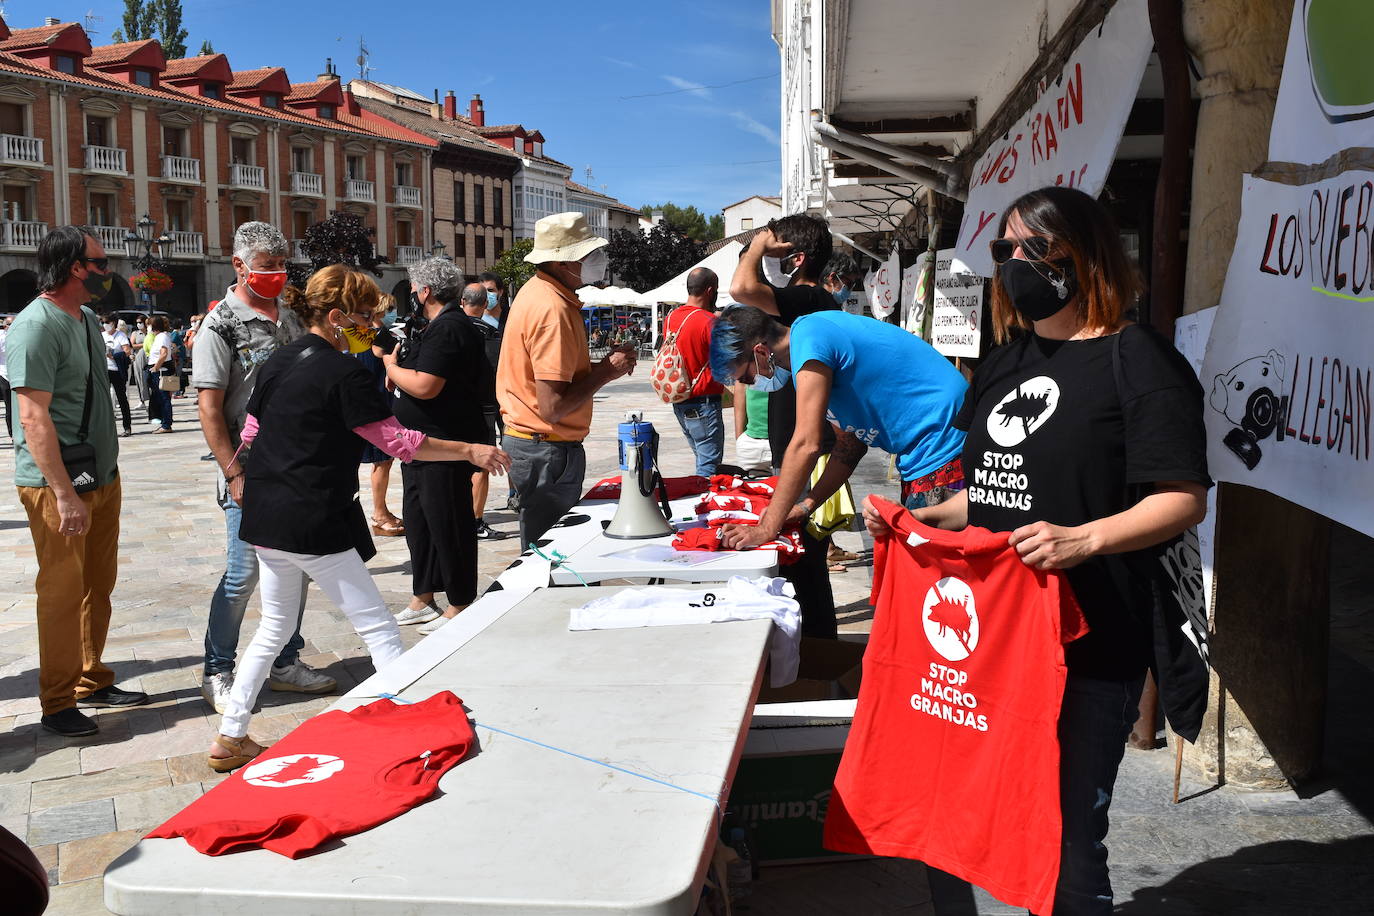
[605,412,673,540]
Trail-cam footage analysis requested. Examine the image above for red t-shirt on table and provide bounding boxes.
[665,304,724,398]
[823,497,1088,916]
[148,692,474,858]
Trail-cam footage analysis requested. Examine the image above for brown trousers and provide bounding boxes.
[18,477,121,715]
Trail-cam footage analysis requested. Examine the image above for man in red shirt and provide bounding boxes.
[663,267,724,476]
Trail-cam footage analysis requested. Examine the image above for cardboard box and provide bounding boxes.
[729,700,857,864]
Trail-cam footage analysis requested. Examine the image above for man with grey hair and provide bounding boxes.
[383,259,504,635]
[192,221,336,712]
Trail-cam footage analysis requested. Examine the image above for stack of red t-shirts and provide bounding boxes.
[583,475,709,501]
[673,474,803,564]
[147,692,474,858]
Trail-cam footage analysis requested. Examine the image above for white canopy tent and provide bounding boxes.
[641,240,744,305]
[576,285,647,306]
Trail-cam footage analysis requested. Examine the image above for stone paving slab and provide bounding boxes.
[2,379,1371,913]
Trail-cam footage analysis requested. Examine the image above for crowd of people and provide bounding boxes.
[4,189,1210,914]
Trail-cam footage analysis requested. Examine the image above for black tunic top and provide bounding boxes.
[391,306,489,443]
[239,335,391,559]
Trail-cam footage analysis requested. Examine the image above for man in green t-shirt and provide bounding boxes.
[8,226,148,738]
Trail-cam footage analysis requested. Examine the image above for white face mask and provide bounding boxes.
[762,255,799,288]
[579,248,608,285]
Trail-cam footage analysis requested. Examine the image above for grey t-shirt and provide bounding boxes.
[191,287,305,448]
[6,299,119,488]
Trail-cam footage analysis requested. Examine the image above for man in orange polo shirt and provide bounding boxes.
[497,212,637,545]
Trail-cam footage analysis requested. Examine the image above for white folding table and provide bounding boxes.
[104,585,773,915]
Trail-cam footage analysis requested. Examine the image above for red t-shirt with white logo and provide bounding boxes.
[148,691,474,858]
[823,498,1087,916]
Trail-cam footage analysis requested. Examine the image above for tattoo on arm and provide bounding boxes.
[831,431,869,469]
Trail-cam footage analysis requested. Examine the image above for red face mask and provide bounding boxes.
[244,269,287,300]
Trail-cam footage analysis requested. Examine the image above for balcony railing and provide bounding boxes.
[290,171,322,196]
[161,155,200,182]
[84,145,127,174]
[0,134,43,164]
[90,225,131,255]
[395,245,424,265]
[344,178,375,202]
[229,163,265,189]
[166,231,204,258]
[1,220,47,249]
[290,239,309,263]
[394,185,421,207]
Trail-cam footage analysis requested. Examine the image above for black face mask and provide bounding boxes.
[998,258,1077,322]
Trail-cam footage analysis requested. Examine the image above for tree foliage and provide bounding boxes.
[490,238,536,293]
[287,211,385,288]
[199,40,215,55]
[110,0,189,58]
[639,203,724,242]
[606,221,706,292]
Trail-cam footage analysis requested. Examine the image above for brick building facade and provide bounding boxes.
[0,19,435,316]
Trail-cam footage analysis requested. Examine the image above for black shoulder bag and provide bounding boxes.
[59,315,100,494]
[1112,327,1210,742]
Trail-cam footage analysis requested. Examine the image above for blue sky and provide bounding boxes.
[32,0,782,217]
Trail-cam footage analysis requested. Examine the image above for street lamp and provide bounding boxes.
[125,213,173,307]
[431,239,448,260]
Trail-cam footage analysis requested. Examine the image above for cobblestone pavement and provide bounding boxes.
[2,375,1371,914]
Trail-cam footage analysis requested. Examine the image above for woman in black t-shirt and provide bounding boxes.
[208,266,509,774]
[862,187,1210,916]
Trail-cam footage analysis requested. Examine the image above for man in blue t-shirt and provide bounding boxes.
[708,306,968,550]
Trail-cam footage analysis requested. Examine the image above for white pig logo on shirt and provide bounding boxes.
[922,577,980,661]
[242,753,345,788]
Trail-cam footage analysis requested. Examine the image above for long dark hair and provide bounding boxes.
[37,226,96,293]
[989,187,1141,343]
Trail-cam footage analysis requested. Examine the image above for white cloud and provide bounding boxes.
[663,75,712,99]
[730,111,780,146]
[604,57,639,69]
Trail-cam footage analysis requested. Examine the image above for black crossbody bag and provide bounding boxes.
[59,314,100,494]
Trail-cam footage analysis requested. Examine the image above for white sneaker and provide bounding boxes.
[268,660,337,694]
[200,671,234,714]
[417,615,453,635]
[394,605,439,626]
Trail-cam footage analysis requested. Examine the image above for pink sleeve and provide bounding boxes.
[353,416,427,463]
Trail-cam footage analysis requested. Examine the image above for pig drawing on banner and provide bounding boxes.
[1208,350,1287,471]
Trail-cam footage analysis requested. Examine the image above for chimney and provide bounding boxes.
[318,57,339,82]
[45,17,60,25]
[469,94,484,127]
[443,90,457,121]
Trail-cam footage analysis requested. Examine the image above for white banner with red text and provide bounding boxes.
[953,0,1153,277]
[1200,173,1374,536]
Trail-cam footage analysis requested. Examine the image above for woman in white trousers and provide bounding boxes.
[208,265,509,772]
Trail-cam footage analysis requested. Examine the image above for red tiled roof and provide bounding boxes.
[228,67,287,91]
[0,23,70,50]
[0,47,434,148]
[353,96,519,159]
[286,80,343,104]
[471,123,524,135]
[162,53,228,79]
[86,39,162,69]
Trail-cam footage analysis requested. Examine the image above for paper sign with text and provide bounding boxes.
[1200,174,1374,537]
[954,0,1152,277]
[867,249,901,319]
[932,250,984,358]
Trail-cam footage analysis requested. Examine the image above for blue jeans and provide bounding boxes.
[203,495,307,676]
[672,395,724,477]
[1050,673,1145,916]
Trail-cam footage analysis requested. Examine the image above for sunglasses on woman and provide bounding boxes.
[989,235,1051,265]
[81,256,111,271]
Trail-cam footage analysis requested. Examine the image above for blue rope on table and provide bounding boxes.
[378,693,722,816]
[528,542,590,587]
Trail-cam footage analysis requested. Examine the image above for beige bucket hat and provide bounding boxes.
[523,211,609,264]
